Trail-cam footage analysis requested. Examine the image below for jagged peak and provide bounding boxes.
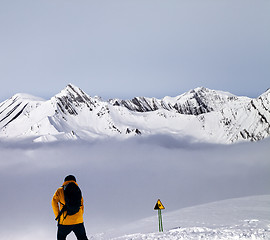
[54,84,93,103]
[60,83,87,97]
[186,87,236,98]
[191,86,209,93]
[57,83,104,102]
[51,84,103,115]
[258,88,270,99]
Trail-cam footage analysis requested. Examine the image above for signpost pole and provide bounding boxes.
[158,209,160,232]
[159,209,163,232]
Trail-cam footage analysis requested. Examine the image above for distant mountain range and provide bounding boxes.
[0,84,269,143]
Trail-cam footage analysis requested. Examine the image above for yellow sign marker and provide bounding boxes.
[154,199,165,210]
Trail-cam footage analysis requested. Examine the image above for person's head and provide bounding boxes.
[64,175,76,182]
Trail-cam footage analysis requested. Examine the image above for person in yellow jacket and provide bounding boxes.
[52,175,88,240]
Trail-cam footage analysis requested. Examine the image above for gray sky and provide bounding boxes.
[0,0,269,101]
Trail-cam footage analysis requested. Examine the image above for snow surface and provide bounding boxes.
[103,195,270,240]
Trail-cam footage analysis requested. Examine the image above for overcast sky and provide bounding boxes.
[0,0,269,101]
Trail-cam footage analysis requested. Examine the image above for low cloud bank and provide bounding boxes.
[0,135,269,239]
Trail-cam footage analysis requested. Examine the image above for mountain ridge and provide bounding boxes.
[0,84,269,143]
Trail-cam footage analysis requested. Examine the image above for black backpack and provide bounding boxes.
[55,182,82,222]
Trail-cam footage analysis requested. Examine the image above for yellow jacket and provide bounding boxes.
[52,180,84,225]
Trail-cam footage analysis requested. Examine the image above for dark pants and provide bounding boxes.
[57,223,88,240]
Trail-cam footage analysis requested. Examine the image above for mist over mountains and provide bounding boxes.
[0,84,269,144]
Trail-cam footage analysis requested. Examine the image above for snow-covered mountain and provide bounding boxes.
[0,84,269,143]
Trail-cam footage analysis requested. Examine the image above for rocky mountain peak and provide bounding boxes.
[57,83,91,103]
[258,88,270,100]
[53,84,98,115]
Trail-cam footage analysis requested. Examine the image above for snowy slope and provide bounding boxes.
[101,195,270,240]
[0,84,269,143]
[0,93,45,131]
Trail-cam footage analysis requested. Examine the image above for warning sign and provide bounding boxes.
[154,199,165,210]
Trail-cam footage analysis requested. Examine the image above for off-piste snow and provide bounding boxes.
[95,195,270,240]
